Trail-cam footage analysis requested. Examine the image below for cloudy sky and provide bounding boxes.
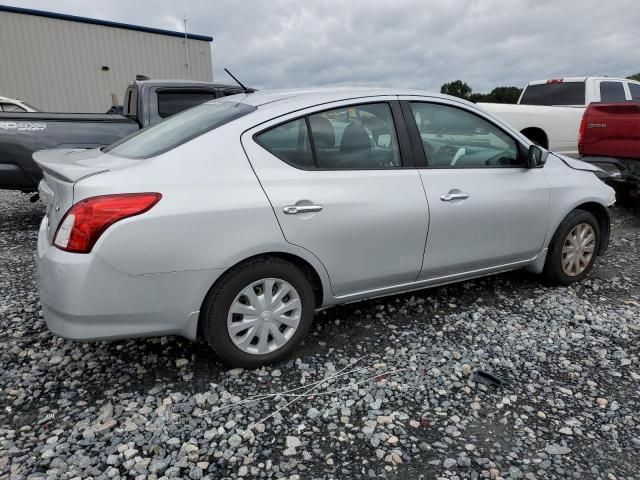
[5,0,640,93]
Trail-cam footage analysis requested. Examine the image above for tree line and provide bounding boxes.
[440,73,640,104]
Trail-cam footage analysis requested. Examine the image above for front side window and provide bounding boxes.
[600,81,626,102]
[409,102,521,167]
[104,101,255,159]
[157,90,218,118]
[256,103,402,170]
[627,83,640,100]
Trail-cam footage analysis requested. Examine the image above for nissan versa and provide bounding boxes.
[36,89,615,367]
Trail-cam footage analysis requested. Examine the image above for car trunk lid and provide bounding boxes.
[34,148,139,243]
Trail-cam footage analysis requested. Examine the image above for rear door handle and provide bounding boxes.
[283,205,323,215]
[440,192,470,202]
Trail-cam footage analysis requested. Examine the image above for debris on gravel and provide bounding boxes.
[1,190,639,479]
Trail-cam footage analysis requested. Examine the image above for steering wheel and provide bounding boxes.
[484,150,512,166]
[450,147,466,166]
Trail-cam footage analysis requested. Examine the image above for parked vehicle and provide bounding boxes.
[579,101,640,200]
[480,77,640,156]
[36,88,615,367]
[0,95,38,113]
[0,79,254,192]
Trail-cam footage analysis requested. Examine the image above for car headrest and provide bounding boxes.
[340,122,371,153]
[309,115,335,149]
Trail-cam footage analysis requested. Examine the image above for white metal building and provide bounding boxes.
[0,5,213,112]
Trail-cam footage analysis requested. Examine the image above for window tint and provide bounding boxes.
[628,83,640,100]
[600,81,626,102]
[409,102,521,168]
[157,90,218,118]
[103,101,255,159]
[1,103,26,112]
[256,118,313,168]
[308,103,401,169]
[519,82,585,105]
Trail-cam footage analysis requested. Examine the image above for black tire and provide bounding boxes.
[201,257,315,368]
[542,209,600,286]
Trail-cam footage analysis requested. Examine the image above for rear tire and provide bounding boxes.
[201,257,315,368]
[542,209,600,286]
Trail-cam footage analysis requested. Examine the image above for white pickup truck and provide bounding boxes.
[480,77,640,157]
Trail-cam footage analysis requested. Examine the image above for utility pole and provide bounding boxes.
[183,15,191,78]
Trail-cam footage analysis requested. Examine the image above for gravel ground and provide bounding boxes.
[1,189,639,480]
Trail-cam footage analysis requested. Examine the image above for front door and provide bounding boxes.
[401,99,550,279]
[243,99,429,296]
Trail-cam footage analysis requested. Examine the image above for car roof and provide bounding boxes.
[222,87,457,108]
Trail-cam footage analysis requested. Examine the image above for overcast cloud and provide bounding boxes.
[5,0,640,93]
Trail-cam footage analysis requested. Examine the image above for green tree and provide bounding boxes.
[485,86,522,104]
[440,80,473,100]
[627,73,640,82]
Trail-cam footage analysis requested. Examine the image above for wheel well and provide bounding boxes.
[521,127,549,149]
[196,252,325,338]
[575,202,610,255]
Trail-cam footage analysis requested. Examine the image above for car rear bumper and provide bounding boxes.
[37,218,222,342]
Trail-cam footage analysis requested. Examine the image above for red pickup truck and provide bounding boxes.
[579,102,640,202]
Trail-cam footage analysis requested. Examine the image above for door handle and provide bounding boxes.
[283,205,323,215]
[440,192,470,202]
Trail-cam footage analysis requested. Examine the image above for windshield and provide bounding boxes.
[519,82,586,106]
[103,100,256,159]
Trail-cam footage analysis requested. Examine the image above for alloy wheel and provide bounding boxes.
[226,278,302,355]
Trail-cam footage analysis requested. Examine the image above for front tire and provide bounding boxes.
[201,257,315,368]
[542,209,600,286]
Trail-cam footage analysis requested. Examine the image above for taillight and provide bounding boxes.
[578,112,587,154]
[54,193,162,253]
[546,78,564,84]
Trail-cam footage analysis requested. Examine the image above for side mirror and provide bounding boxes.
[526,144,548,168]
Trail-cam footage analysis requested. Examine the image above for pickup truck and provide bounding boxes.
[480,77,640,157]
[0,79,254,192]
[578,101,640,202]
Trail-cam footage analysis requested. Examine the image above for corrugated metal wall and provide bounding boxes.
[0,10,213,112]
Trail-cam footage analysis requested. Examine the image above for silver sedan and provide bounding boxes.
[36,88,615,366]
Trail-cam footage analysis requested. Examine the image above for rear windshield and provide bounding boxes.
[519,82,585,106]
[103,101,255,159]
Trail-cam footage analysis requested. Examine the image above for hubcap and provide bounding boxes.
[227,278,301,355]
[561,223,596,277]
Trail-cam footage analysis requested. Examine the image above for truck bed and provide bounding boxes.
[0,112,138,191]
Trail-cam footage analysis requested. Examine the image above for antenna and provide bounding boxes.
[224,68,250,93]
[183,15,190,78]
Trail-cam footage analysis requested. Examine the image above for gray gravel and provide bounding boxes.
[1,189,639,480]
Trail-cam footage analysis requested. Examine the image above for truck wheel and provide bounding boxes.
[201,257,315,368]
[542,209,600,286]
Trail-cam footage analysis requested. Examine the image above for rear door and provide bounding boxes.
[242,98,430,297]
[400,97,550,279]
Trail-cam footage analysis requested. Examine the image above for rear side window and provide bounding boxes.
[519,82,585,105]
[157,90,218,118]
[627,83,640,100]
[600,81,626,102]
[103,101,255,159]
[256,103,401,169]
[255,118,313,168]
